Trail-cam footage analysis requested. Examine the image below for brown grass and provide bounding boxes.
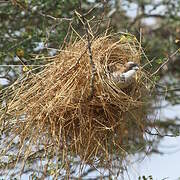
[0,33,151,177]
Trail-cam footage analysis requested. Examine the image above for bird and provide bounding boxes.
[109,61,139,89]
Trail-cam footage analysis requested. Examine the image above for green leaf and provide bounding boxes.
[156,58,164,64]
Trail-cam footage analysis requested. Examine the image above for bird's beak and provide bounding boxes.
[134,66,139,71]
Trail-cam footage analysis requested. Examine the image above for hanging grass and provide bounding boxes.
[0,32,152,177]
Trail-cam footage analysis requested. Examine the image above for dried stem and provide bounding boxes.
[75,10,97,100]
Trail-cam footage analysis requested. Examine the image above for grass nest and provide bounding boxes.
[0,33,151,176]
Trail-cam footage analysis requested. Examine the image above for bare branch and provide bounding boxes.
[145,129,179,138]
[75,10,97,100]
[38,12,73,22]
[151,49,180,77]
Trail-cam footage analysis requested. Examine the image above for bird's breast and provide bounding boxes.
[110,69,137,88]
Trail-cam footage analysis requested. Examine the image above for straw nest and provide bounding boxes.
[0,34,150,173]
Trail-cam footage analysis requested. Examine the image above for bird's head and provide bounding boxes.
[125,61,139,72]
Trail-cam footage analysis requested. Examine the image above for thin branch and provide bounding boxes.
[145,130,179,137]
[150,49,180,77]
[148,2,163,13]
[75,10,97,100]
[84,22,96,100]
[165,88,180,92]
[38,12,73,22]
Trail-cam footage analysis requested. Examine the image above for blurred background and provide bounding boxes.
[0,0,180,179]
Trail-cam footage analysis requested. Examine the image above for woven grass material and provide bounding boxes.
[0,34,149,172]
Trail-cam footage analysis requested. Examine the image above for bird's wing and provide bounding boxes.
[111,71,126,83]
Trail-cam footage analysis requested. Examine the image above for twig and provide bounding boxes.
[75,10,97,100]
[150,48,180,77]
[145,129,179,137]
[141,57,155,68]
[85,22,96,100]
[38,12,73,22]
